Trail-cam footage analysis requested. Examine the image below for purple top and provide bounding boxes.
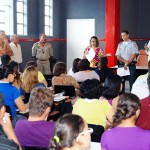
[101,126,150,150]
[15,120,55,147]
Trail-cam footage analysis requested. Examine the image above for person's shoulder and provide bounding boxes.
[102,127,116,138]
[15,119,28,127]
[38,71,45,78]
[118,41,124,46]
[141,95,150,104]
[135,126,150,135]
[46,42,52,46]
[33,42,40,47]
[9,42,14,46]
[130,40,137,45]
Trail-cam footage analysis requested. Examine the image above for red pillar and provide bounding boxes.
[105,0,120,67]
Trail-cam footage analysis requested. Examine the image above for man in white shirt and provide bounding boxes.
[144,41,150,61]
[131,61,150,99]
[9,34,23,65]
[115,30,139,92]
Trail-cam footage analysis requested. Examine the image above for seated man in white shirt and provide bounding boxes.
[131,61,150,99]
[9,34,23,70]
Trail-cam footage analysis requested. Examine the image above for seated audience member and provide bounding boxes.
[131,61,150,99]
[0,65,29,120]
[73,59,100,82]
[67,58,81,76]
[9,60,21,90]
[0,93,20,150]
[73,79,111,127]
[15,87,55,148]
[99,57,114,83]
[102,75,122,107]
[136,73,150,130]
[50,114,92,150]
[101,93,150,150]
[22,61,48,87]
[21,66,45,96]
[102,75,122,125]
[1,53,11,66]
[52,62,79,88]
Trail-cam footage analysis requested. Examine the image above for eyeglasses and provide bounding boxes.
[76,128,93,142]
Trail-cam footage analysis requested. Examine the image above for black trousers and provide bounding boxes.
[121,65,136,92]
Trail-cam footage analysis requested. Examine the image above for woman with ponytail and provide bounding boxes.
[50,114,92,150]
[101,93,150,150]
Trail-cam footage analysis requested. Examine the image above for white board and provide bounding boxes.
[67,19,95,71]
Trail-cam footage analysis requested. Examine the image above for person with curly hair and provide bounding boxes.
[101,93,150,150]
[50,114,92,150]
[72,79,111,127]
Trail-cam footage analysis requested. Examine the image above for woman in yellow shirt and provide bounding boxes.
[73,79,111,127]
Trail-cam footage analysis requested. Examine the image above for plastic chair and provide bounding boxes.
[23,146,48,150]
[44,75,53,87]
[54,85,76,98]
[136,50,148,66]
[88,124,104,142]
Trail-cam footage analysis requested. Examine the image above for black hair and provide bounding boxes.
[99,57,109,82]
[79,79,103,99]
[121,30,129,35]
[1,54,11,66]
[113,93,140,127]
[50,114,85,150]
[102,75,122,99]
[90,36,99,47]
[72,58,81,73]
[78,59,92,71]
[9,61,20,80]
[0,65,14,80]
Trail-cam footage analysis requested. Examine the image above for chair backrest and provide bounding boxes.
[54,85,76,98]
[88,124,104,142]
[136,50,148,66]
[44,75,53,87]
[5,105,12,120]
[23,146,48,150]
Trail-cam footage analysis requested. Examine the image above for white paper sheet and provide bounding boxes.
[117,67,130,76]
[89,142,101,150]
[85,48,95,62]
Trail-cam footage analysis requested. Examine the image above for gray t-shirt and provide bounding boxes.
[73,70,100,82]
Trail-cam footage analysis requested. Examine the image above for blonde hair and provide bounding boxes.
[23,66,39,92]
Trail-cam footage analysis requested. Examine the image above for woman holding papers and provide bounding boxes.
[83,36,111,68]
[83,36,103,68]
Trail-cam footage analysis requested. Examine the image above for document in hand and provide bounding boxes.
[117,67,130,76]
[85,48,95,62]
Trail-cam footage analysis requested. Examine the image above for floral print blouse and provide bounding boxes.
[52,74,79,88]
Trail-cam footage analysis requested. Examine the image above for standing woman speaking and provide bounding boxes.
[83,36,111,69]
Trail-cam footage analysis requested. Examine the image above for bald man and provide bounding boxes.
[32,34,53,75]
